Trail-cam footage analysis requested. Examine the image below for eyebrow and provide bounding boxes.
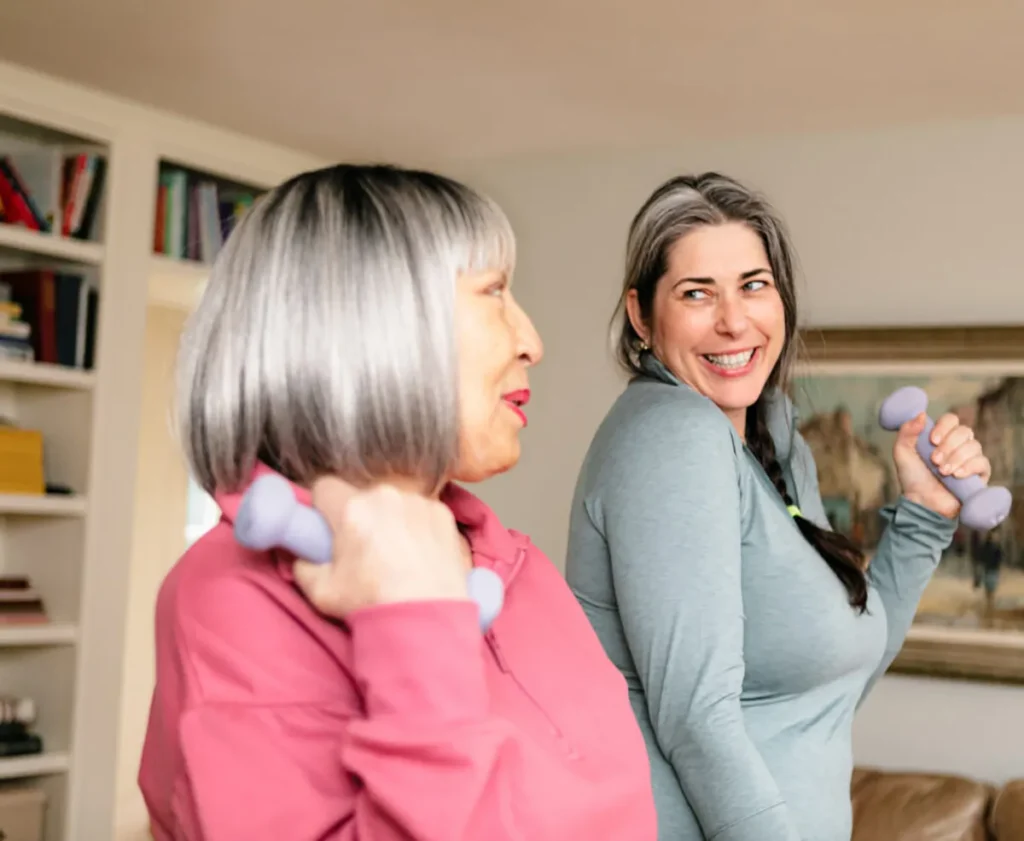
[672,267,772,289]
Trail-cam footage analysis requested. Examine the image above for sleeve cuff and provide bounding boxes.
[347,600,489,720]
[880,495,959,547]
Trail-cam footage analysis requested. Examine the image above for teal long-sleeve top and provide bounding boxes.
[565,356,957,841]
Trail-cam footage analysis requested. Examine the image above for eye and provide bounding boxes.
[484,275,509,298]
[743,279,769,292]
[681,288,710,300]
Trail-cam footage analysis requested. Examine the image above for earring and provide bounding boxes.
[638,340,650,352]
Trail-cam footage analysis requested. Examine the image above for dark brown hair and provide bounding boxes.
[613,172,868,611]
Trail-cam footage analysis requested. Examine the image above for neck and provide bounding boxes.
[726,407,747,441]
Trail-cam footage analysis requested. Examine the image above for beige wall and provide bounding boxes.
[456,114,1024,783]
[117,305,190,840]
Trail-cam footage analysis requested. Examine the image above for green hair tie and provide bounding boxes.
[787,504,802,518]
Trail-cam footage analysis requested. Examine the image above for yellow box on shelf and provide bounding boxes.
[0,426,44,495]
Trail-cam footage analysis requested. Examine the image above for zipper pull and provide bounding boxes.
[485,632,511,673]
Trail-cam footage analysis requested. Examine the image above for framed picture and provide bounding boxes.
[793,326,1024,684]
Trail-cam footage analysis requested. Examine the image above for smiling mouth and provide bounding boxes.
[703,349,756,370]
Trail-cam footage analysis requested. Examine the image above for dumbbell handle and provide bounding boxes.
[275,505,333,565]
[911,415,987,500]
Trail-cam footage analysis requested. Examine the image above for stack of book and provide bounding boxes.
[0,297,32,362]
[0,577,47,626]
[0,270,97,369]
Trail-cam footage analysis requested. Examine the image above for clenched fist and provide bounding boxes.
[293,476,471,619]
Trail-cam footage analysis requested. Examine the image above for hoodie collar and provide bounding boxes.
[215,463,530,588]
[636,351,799,465]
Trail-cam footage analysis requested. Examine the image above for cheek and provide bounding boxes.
[455,310,516,421]
[652,300,708,351]
[754,295,787,340]
[458,307,502,372]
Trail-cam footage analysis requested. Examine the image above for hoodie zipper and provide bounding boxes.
[483,563,580,761]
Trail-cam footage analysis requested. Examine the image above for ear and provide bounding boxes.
[625,289,649,345]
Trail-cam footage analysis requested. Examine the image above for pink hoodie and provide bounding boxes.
[138,467,658,841]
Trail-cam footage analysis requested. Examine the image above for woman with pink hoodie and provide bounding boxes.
[138,164,658,841]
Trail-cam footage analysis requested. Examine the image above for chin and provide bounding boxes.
[452,443,521,484]
[703,380,766,415]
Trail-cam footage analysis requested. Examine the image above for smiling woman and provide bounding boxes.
[565,172,982,841]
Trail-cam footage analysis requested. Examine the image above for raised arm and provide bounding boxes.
[593,397,801,841]
[860,498,957,693]
[153,580,532,841]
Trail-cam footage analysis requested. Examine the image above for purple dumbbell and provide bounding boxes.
[234,473,504,632]
[879,386,1012,531]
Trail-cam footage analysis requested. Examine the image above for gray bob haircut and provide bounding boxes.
[176,163,516,495]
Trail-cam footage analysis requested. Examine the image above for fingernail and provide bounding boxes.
[932,452,944,464]
[954,467,968,478]
[941,463,952,475]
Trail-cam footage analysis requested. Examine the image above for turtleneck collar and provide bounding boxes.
[634,350,799,464]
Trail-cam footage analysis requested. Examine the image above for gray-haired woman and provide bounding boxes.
[566,172,992,841]
[138,164,658,841]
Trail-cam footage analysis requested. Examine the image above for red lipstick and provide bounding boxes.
[502,389,531,427]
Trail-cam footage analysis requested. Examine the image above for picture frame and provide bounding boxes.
[793,325,1024,685]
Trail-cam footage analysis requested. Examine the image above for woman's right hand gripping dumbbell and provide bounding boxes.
[293,476,471,618]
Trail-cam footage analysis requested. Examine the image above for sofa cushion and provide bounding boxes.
[990,778,1024,839]
[851,767,992,841]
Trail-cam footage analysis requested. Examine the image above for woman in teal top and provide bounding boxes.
[565,172,994,841]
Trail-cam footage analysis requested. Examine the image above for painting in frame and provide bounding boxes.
[793,325,1024,685]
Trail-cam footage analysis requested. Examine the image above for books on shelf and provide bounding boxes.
[0,424,45,495]
[155,163,261,263]
[0,150,105,241]
[60,153,106,240]
[0,270,97,369]
[0,298,31,362]
[0,157,49,232]
[0,577,48,628]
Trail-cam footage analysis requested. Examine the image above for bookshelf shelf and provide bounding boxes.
[0,623,77,647]
[0,223,103,266]
[0,359,95,389]
[0,751,69,780]
[0,494,87,517]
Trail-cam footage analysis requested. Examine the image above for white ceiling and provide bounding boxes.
[1,0,1022,166]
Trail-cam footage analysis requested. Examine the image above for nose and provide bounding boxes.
[715,290,749,336]
[509,295,544,366]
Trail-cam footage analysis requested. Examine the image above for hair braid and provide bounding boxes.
[745,401,869,612]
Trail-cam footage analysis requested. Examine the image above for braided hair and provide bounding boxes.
[613,171,868,611]
[745,401,868,611]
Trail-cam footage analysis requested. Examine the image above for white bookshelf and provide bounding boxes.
[0,103,105,841]
[0,225,104,266]
[0,751,69,780]
[0,624,77,647]
[0,58,326,841]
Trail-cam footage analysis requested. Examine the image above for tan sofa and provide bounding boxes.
[852,767,1024,840]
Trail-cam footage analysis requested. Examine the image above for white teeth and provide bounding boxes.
[704,350,754,369]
